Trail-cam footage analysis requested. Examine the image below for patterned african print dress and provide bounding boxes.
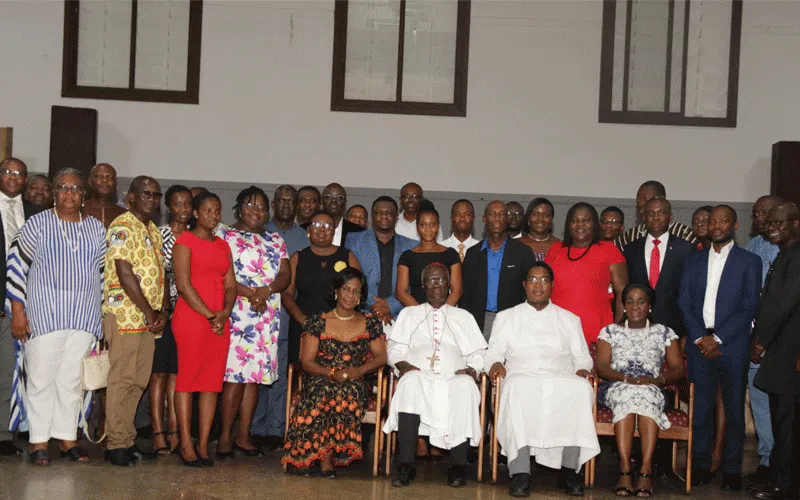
[282,313,384,468]
[218,226,287,385]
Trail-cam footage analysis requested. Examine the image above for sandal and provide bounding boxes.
[151,431,171,456]
[615,471,633,497]
[167,431,180,454]
[60,446,89,462]
[30,449,51,466]
[634,472,654,498]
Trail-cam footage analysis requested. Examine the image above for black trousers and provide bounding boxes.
[396,412,468,465]
[769,392,800,493]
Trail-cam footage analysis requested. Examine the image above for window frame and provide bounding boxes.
[330,0,471,117]
[598,0,743,128]
[61,0,204,105]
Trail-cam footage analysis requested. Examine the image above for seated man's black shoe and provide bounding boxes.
[105,448,134,466]
[746,466,772,485]
[447,464,467,487]
[509,473,531,497]
[753,486,799,500]
[559,468,585,496]
[392,462,416,487]
[127,445,157,461]
[691,468,714,486]
[0,440,21,456]
[722,473,742,491]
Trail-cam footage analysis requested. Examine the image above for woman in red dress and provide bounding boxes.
[545,202,629,345]
[172,192,237,467]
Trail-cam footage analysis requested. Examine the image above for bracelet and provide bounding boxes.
[623,374,631,384]
[657,375,666,386]
[329,367,337,381]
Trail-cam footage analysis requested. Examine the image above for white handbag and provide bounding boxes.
[81,349,110,391]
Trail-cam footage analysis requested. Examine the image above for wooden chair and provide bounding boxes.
[383,370,489,481]
[586,370,695,493]
[283,362,388,477]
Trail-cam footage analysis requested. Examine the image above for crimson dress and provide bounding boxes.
[544,240,625,344]
[172,231,232,393]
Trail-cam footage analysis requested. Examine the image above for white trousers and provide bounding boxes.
[24,329,94,443]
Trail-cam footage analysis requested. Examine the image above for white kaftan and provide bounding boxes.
[485,302,600,470]
[382,304,487,449]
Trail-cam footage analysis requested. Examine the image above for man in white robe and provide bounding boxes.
[487,263,600,497]
[383,263,487,488]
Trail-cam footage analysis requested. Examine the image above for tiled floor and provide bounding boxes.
[0,438,759,500]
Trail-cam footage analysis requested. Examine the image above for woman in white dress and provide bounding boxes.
[596,283,685,498]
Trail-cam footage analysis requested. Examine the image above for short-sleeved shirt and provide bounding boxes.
[104,211,165,334]
[398,247,460,304]
[545,240,626,343]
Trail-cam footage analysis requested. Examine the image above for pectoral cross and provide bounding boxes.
[426,354,440,369]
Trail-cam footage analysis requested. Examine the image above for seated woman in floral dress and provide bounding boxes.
[596,283,685,498]
[282,267,387,477]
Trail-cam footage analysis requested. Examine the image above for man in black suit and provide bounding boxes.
[459,200,535,339]
[315,182,364,246]
[624,198,695,337]
[0,157,45,455]
[751,202,800,500]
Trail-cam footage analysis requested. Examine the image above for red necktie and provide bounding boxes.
[649,239,661,289]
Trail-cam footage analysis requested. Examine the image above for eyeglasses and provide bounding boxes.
[137,190,163,200]
[401,193,422,200]
[752,211,769,219]
[525,276,552,284]
[244,202,268,212]
[600,219,622,226]
[310,221,335,230]
[424,276,448,285]
[54,184,84,194]
[507,211,523,217]
[1,169,24,178]
[323,194,345,202]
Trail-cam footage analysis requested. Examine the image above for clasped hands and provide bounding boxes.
[332,367,363,383]
[696,335,721,359]
[242,285,271,315]
[145,309,168,335]
[397,363,478,382]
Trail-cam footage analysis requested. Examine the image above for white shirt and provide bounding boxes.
[0,191,25,254]
[395,212,444,242]
[645,233,668,279]
[332,218,344,246]
[387,303,487,375]
[702,240,734,330]
[441,233,480,252]
[485,302,593,377]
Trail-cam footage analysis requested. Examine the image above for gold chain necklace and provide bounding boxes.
[332,309,355,321]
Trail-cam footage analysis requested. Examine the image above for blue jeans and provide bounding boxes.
[250,338,288,438]
[748,362,773,466]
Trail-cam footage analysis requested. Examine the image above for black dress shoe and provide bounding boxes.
[392,463,417,487]
[691,468,715,486]
[747,466,772,485]
[105,448,134,467]
[198,456,214,467]
[126,445,157,461]
[753,486,799,500]
[320,470,337,479]
[447,464,467,487]
[509,473,531,497]
[559,467,585,496]
[0,440,21,456]
[722,473,743,491]
[233,442,263,457]
[216,449,234,460]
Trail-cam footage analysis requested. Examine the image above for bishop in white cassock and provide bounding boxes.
[487,263,600,497]
[383,263,487,488]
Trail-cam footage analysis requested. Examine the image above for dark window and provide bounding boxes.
[62,0,203,104]
[599,0,742,127]
[331,0,471,117]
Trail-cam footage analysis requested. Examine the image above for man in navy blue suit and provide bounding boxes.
[679,205,762,491]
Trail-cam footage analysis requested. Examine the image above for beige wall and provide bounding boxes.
[1,1,799,203]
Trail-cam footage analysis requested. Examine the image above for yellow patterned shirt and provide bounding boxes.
[103,211,165,334]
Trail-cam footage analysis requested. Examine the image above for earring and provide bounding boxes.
[307,232,310,238]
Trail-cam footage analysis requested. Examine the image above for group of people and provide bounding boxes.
[0,158,798,500]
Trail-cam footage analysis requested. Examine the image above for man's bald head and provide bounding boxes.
[766,202,800,247]
[752,195,782,237]
[0,157,27,174]
[0,157,28,198]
